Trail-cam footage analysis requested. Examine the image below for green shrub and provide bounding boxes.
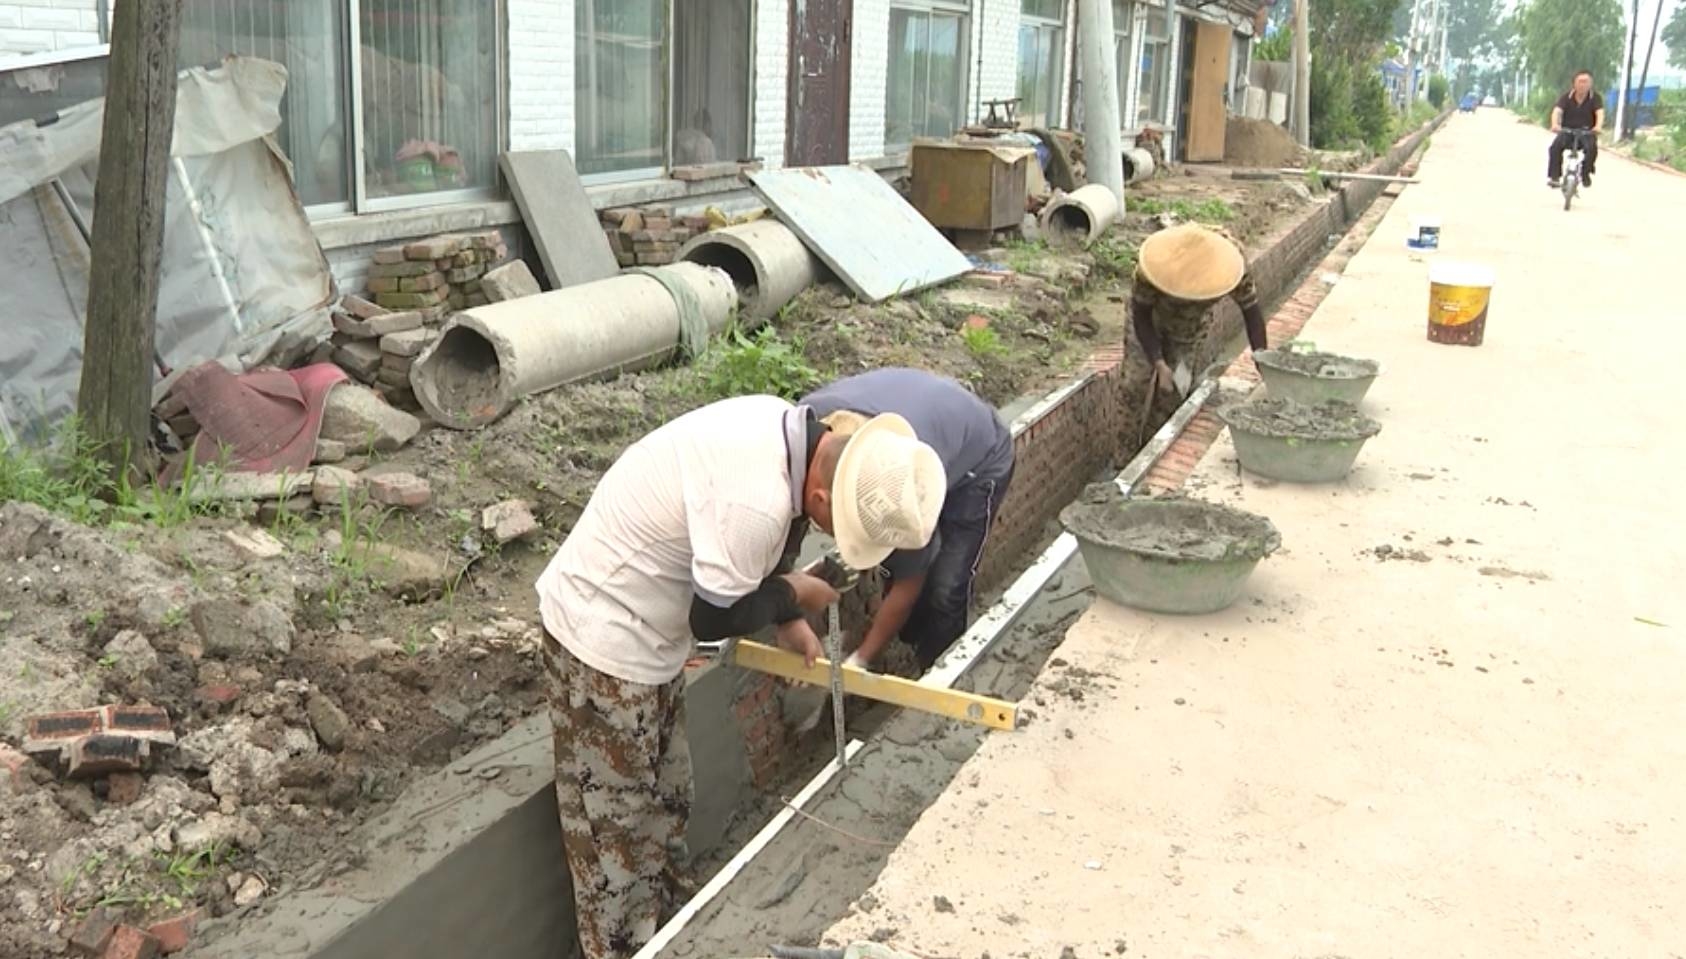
[1354,70,1395,151]
[697,326,821,400]
[1427,74,1449,109]
[1310,58,1359,149]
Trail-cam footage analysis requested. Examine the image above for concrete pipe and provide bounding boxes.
[678,220,821,320]
[1122,147,1156,184]
[411,262,737,430]
[1040,183,1122,248]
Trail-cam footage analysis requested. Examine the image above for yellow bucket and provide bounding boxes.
[1426,262,1494,346]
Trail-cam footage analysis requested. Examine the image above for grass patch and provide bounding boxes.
[695,325,822,401]
[1125,196,1235,223]
[960,324,1008,358]
[0,417,232,529]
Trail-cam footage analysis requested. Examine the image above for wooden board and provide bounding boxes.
[731,640,1018,731]
[1183,20,1231,163]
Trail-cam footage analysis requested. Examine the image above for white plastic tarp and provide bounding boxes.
[0,56,335,445]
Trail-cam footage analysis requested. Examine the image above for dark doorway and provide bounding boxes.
[787,0,853,165]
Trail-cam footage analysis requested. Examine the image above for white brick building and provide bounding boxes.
[0,0,1261,281]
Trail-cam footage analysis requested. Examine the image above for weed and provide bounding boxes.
[961,324,1008,358]
[1125,196,1235,223]
[162,606,188,629]
[84,610,107,630]
[1003,237,1048,274]
[97,654,119,669]
[1089,236,1137,278]
[0,699,16,728]
[696,326,822,400]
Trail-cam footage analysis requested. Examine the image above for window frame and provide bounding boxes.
[1112,0,1131,128]
[884,0,973,153]
[1018,4,1066,129]
[1137,11,1170,126]
[576,0,758,187]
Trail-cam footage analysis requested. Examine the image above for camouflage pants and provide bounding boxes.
[544,634,692,959]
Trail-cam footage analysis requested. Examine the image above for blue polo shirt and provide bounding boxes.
[801,368,1014,577]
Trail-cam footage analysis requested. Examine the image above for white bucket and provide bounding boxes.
[1407,215,1441,251]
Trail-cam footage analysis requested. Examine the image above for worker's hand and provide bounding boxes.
[1550,123,1562,133]
[1152,360,1178,395]
[843,651,869,671]
[782,572,840,613]
[775,617,824,668]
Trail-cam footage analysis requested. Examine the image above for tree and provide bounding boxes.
[1665,2,1686,71]
[1447,0,1507,61]
[1518,0,1626,97]
[77,0,183,479]
[1312,0,1407,64]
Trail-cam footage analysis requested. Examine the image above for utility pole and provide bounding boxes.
[1076,0,1125,204]
[1293,0,1311,146]
[1632,0,1665,138]
[1616,0,1640,138]
[76,0,183,479]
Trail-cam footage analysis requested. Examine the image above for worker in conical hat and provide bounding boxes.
[1131,223,1269,397]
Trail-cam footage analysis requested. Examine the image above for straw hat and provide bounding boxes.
[1137,224,1246,302]
[820,409,870,436]
[830,413,947,570]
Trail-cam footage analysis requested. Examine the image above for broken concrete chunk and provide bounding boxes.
[245,600,296,656]
[380,328,435,358]
[333,340,383,378]
[174,811,262,853]
[312,465,363,506]
[224,527,286,560]
[107,770,144,805]
[481,260,542,303]
[306,693,351,752]
[367,472,431,510]
[192,600,293,659]
[189,470,314,504]
[482,499,540,544]
[357,543,453,599]
[103,631,159,679]
[313,438,348,464]
[320,383,421,453]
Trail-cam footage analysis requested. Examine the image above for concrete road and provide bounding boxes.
[821,110,1686,957]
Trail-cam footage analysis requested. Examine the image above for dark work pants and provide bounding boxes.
[1547,132,1597,179]
[900,466,1014,669]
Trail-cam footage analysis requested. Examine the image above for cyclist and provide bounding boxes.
[1547,70,1604,189]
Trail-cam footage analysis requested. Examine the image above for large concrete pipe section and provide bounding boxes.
[677,220,821,320]
[411,262,737,430]
[1040,183,1122,248]
[1122,146,1156,183]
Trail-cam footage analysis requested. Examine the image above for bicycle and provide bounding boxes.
[1557,128,1594,211]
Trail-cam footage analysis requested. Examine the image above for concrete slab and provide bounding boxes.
[819,110,1686,956]
[750,166,970,303]
[499,150,620,291]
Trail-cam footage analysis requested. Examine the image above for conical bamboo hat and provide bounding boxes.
[1137,224,1245,301]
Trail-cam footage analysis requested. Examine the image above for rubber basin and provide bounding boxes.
[1219,399,1382,484]
[1060,496,1281,615]
[1253,348,1381,406]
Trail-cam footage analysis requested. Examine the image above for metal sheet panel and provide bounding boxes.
[750,165,971,303]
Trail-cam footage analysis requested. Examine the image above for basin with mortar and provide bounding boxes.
[1061,486,1281,614]
[1219,397,1382,483]
[1253,348,1381,406]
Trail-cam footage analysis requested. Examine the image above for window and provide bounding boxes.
[1112,0,1130,124]
[886,4,968,149]
[1018,1,1064,128]
[1137,12,1170,125]
[576,0,753,178]
[0,51,108,131]
[178,0,501,212]
[359,0,500,200]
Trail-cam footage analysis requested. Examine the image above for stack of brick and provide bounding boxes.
[599,207,711,267]
[328,295,430,409]
[366,230,509,316]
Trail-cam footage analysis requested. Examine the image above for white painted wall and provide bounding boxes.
[753,0,788,168]
[848,0,889,160]
[0,0,101,58]
[507,0,572,152]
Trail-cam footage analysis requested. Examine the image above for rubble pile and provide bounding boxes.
[599,207,712,267]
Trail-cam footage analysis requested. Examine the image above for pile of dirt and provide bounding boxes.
[1223,116,1304,168]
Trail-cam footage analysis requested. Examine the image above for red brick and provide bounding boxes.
[145,910,201,955]
[68,907,120,957]
[23,708,104,752]
[367,472,431,509]
[68,735,147,778]
[102,705,175,744]
[106,772,144,805]
[103,925,160,959]
[194,684,242,706]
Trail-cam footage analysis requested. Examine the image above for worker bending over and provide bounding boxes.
[800,368,1014,672]
[1130,224,1269,401]
[534,395,945,959]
